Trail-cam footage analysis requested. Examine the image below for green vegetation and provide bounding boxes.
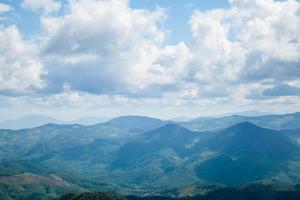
[0,173,86,200]
[1,114,300,199]
[55,185,300,200]
[57,192,125,200]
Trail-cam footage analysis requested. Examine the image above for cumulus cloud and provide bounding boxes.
[1,0,300,117]
[22,0,61,14]
[21,0,300,101]
[39,0,192,96]
[0,26,45,94]
[189,0,300,98]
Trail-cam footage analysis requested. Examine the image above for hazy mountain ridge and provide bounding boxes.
[0,115,111,130]
[2,111,300,131]
[1,113,300,199]
[181,112,300,131]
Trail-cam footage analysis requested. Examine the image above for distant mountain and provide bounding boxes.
[0,120,154,161]
[169,117,194,122]
[0,124,88,160]
[0,115,63,130]
[222,110,271,117]
[182,112,300,131]
[0,115,111,130]
[69,116,110,126]
[106,115,166,131]
[2,115,300,194]
[2,112,299,131]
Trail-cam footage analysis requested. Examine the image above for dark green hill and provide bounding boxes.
[111,124,200,169]
[57,191,125,200]
[195,122,300,185]
[211,122,300,160]
[56,185,300,200]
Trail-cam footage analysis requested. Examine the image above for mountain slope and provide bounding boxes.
[2,116,300,191]
[56,185,300,200]
[0,173,85,200]
[211,122,300,160]
[0,118,160,161]
[112,124,200,169]
[195,122,300,185]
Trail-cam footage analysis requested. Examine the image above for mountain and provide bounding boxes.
[0,122,136,161]
[0,116,167,161]
[195,122,300,185]
[69,116,110,126]
[106,116,166,131]
[2,115,300,195]
[0,115,112,130]
[210,122,300,160]
[3,112,299,131]
[222,110,271,117]
[112,124,200,169]
[0,115,63,130]
[0,124,89,160]
[0,172,85,200]
[182,112,300,131]
[103,124,206,189]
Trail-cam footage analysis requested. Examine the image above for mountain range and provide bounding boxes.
[0,112,300,199]
[0,115,111,130]
[181,112,300,131]
[2,111,300,131]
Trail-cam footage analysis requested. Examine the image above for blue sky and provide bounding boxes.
[2,0,230,42]
[130,0,230,44]
[0,0,299,120]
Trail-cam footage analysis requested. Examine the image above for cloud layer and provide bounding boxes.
[0,0,299,117]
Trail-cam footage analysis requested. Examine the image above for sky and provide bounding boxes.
[0,0,299,121]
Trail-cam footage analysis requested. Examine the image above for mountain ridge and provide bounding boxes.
[1,115,300,196]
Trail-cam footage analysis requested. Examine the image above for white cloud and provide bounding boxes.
[22,0,61,14]
[0,26,45,94]
[40,0,192,96]
[0,3,13,13]
[190,9,246,83]
[1,0,300,118]
[189,0,300,98]
[19,0,297,100]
